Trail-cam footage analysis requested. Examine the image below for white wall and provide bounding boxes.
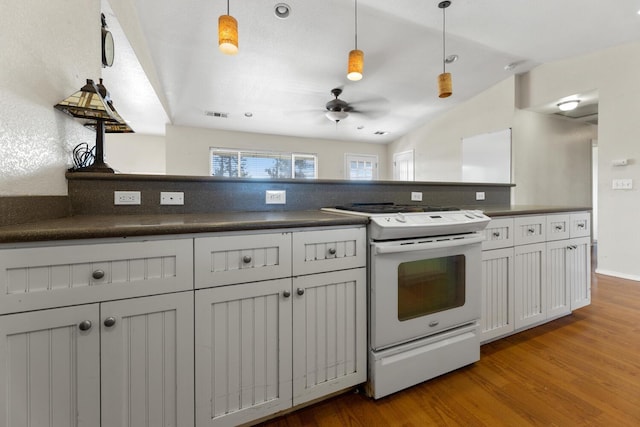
[388,77,515,182]
[165,125,389,180]
[0,0,101,196]
[106,134,166,174]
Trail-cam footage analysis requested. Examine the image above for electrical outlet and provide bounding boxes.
[612,179,633,190]
[114,191,141,205]
[266,190,286,204]
[476,192,486,201]
[411,192,423,202]
[160,191,184,205]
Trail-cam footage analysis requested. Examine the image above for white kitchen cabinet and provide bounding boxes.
[292,268,366,406]
[195,278,293,427]
[0,292,194,427]
[194,226,367,427]
[480,247,515,342]
[483,211,591,340]
[514,242,547,329]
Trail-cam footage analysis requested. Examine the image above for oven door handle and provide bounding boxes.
[373,235,484,255]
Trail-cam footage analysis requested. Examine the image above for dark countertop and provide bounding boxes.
[0,205,591,244]
[480,205,592,217]
[0,211,368,244]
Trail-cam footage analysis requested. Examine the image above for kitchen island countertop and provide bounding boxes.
[0,211,368,244]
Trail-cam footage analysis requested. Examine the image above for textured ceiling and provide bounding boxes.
[103,0,640,142]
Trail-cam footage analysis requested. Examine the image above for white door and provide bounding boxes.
[0,304,101,427]
[292,268,367,405]
[393,150,414,181]
[195,279,293,427]
[101,292,194,427]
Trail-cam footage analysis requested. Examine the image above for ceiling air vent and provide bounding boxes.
[204,111,229,118]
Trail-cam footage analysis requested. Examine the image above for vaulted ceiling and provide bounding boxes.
[103,0,640,141]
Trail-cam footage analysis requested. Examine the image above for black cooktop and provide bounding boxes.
[333,202,460,214]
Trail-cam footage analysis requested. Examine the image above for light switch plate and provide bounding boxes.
[411,192,423,201]
[476,192,486,201]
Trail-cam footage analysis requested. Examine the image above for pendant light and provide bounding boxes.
[347,0,364,81]
[219,0,238,55]
[437,1,452,98]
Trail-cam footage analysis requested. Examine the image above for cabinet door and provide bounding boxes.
[195,279,293,427]
[101,292,194,427]
[514,243,547,329]
[481,248,515,342]
[292,268,367,406]
[0,304,100,427]
[568,237,591,310]
[546,240,572,319]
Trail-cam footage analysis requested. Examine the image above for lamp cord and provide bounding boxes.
[226,0,229,15]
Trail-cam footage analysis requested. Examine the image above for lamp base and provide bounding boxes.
[72,161,115,173]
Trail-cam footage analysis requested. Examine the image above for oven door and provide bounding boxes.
[369,233,483,351]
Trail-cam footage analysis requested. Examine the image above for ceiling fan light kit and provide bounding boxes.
[438,0,452,98]
[218,0,238,55]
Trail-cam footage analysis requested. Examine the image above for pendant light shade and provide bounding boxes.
[437,1,452,98]
[219,1,238,55]
[348,49,364,81]
[347,0,364,81]
[438,72,452,98]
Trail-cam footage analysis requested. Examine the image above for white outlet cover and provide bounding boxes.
[266,190,286,204]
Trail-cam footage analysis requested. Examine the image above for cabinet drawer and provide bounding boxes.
[195,232,292,288]
[0,239,193,314]
[482,218,514,250]
[546,214,570,241]
[514,216,546,246]
[570,212,591,238]
[292,227,366,276]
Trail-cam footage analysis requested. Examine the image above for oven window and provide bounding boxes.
[397,255,465,321]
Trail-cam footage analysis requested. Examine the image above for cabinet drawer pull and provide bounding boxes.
[78,320,92,331]
[527,228,535,234]
[555,225,563,231]
[104,317,116,327]
[297,288,305,296]
[242,255,252,264]
[492,232,500,237]
[328,247,337,256]
[92,269,105,280]
[283,290,291,298]
[578,223,585,229]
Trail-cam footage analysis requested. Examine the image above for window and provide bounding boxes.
[345,153,378,180]
[210,148,317,179]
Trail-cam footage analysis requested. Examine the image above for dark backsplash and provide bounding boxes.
[0,196,70,227]
[65,173,512,216]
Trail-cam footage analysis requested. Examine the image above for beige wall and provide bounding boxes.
[0,0,101,196]
[164,125,389,180]
[106,134,166,174]
[388,77,516,183]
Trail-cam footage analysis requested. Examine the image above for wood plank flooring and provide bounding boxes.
[258,270,640,426]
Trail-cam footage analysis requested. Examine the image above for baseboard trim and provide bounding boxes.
[595,268,640,282]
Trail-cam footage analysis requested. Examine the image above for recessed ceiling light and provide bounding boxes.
[557,100,581,111]
[444,54,458,64]
[274,3,290,19]
[357,125,364,130]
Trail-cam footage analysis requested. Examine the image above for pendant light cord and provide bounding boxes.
[354,0,358,50]
[226,0,229,15]
[442,6,446,73]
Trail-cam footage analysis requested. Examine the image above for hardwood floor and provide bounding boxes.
[258,270,640,426]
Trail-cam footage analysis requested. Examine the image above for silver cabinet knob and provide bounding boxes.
[78,320,92,331]
[92,269,105,280]
[104,317,116,327]
[555,225,563,231]
[578,223,585,229]
[283,290,291,298]
[297,288,305,296]
[328,247,337,255]
[492,232,500,237]
[242,255,252,264]
[527,228,535,234]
